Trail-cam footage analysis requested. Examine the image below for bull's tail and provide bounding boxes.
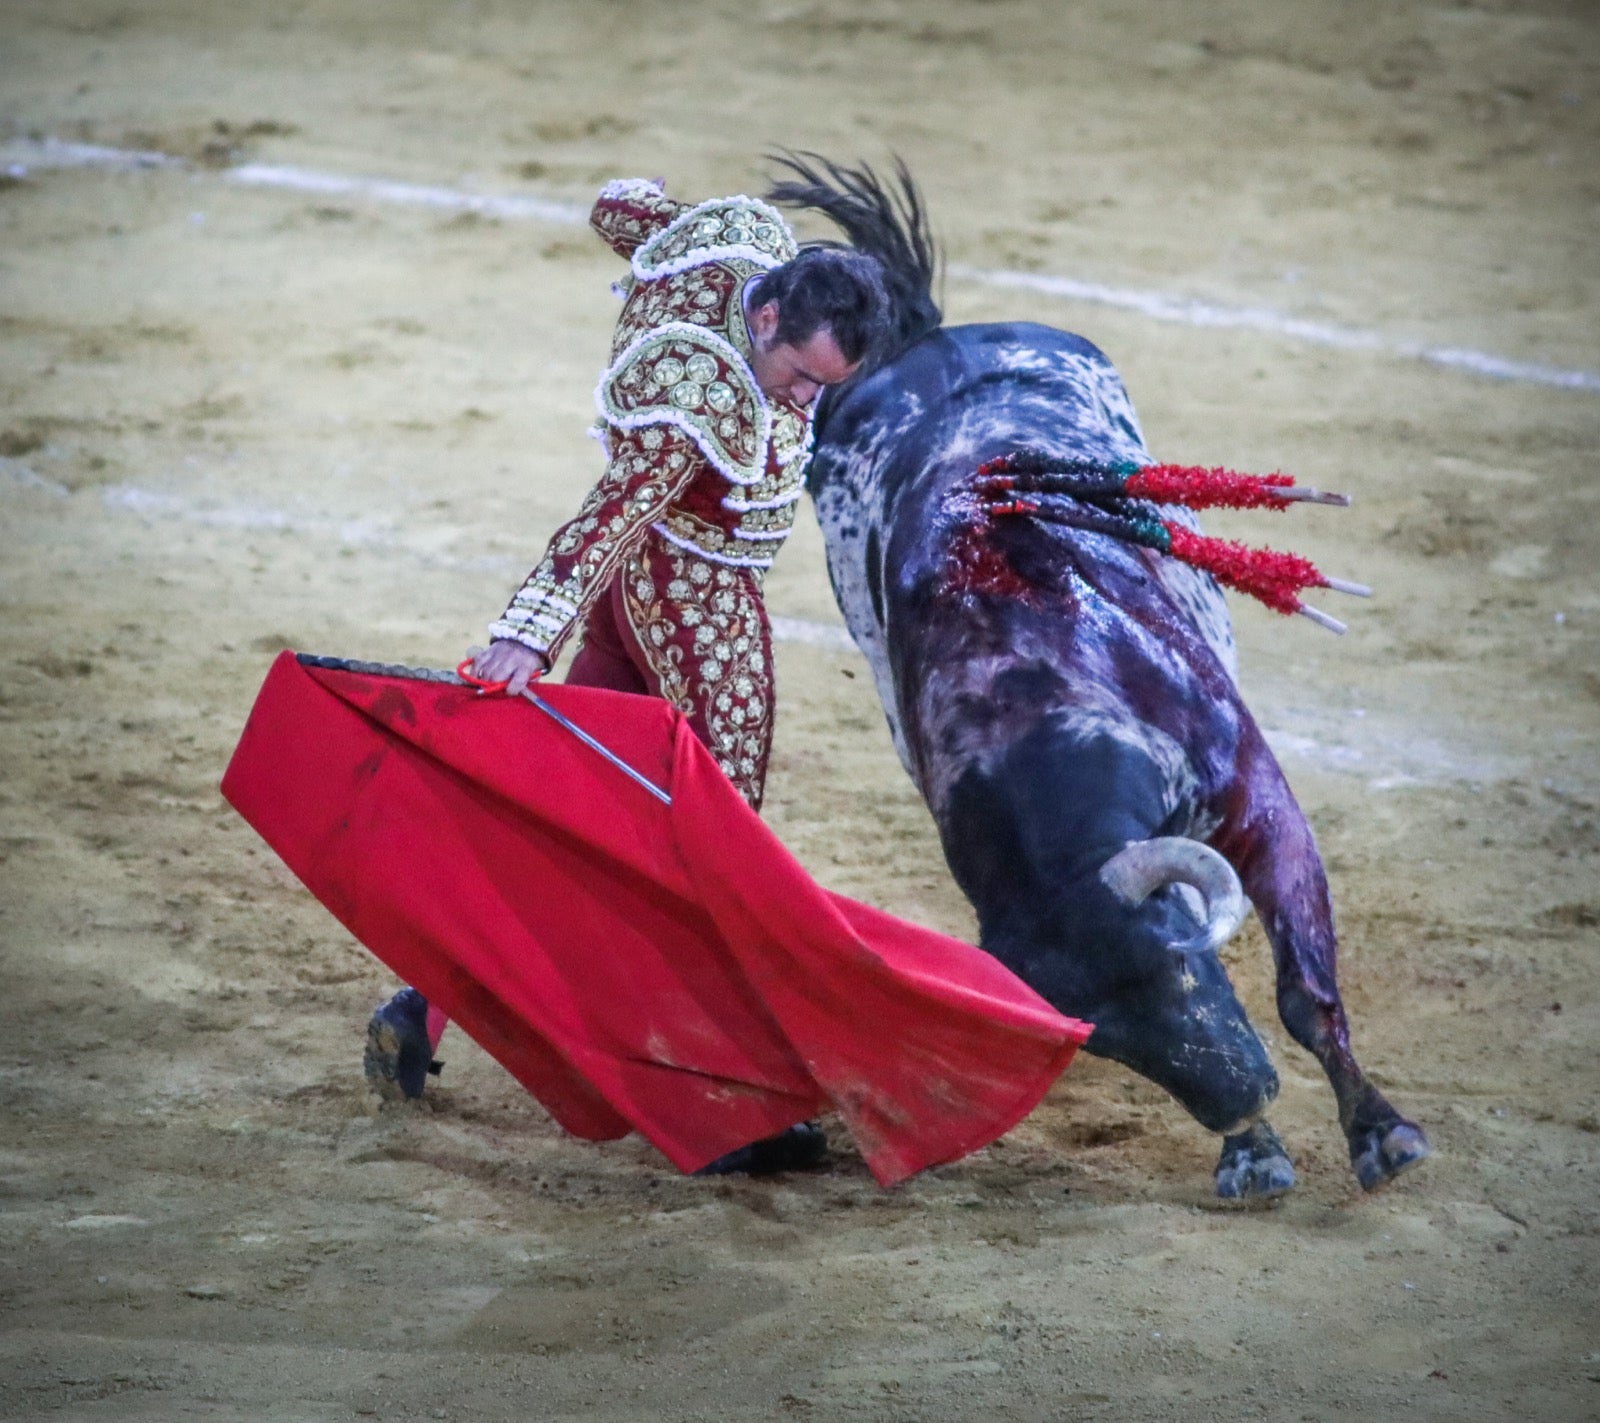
[1099,838,1247,955]
[766,152,942,368]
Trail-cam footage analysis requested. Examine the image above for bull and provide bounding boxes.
[772,158,1429,1197]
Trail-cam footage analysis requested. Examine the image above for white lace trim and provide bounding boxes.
[595,320,772,486]
[721,486,803,512]
[498,605,569,635]
[535,604,576,629]
[598,176,663,201]
[630,194,794,283]
[633,243,786,283]
[505,582,582,617]
[525,588,580,617]
[485,620,552,655]
[772,412,816,469]
[651,520,775,569]
[730,526,792,542]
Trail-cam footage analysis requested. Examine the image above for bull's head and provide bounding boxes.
[937,717,1281,1137]
[1084,838,1279,1134]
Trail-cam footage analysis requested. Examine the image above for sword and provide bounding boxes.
[295,653,674,806]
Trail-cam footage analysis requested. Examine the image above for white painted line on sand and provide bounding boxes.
[5,138,1595,396]
[2,458,71,497]
[769,616,858,653]
[227,162,588,225]
[951,264,1600,394]
[3,138,181,172]
[0,473,1508,783]
[2,139,588,223]
[88,481,860,651]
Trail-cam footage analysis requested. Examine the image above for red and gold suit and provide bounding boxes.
[488,179,815,809]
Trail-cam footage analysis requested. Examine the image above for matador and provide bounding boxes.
[479,176,886,806]
[364,176,890,1165]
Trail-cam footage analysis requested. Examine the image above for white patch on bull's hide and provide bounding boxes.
[951,345,1235,682]
[1075,349,1149,449]
[1028,345,1237,681]
[811,400,923,771]
[1147,505,1238,685]
[992,345,1062,376]
[908,637,1206,829]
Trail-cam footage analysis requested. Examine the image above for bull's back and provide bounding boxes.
[814,322,1149,511]
[810,324,1238,780]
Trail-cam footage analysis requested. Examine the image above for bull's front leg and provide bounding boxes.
[1214,732,1430,1191]
[1215,1120,1298,1200]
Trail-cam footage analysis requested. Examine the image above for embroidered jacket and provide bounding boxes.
[489,178,816,662]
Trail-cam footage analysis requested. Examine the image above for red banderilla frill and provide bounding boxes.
[974,453,1369,633]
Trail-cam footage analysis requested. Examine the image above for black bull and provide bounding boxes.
[807,320,1429,1197]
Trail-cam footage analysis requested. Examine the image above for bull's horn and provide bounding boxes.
[1099,837,1247,955]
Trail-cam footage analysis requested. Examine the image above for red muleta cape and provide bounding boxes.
[221,652,1092,1186]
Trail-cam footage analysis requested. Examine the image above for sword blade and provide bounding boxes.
[295,652,674,805]
[518,690,673,806]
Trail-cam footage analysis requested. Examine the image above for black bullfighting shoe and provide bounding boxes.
[695,1122,829,1176]
[363,987,442,1101]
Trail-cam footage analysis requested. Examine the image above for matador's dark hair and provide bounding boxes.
[748,246,891,366]
[763,151,943,371]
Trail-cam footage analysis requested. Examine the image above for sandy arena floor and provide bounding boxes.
[2,2,1598,1419]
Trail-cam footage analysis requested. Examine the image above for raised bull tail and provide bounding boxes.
[765,151,942,369]
[1099,837,1247,956]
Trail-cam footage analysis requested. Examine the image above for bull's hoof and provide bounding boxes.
[1215,1121,1296,1200]
[1351,1120,1431,1191]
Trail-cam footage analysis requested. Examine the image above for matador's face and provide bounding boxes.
[745,301,859,408]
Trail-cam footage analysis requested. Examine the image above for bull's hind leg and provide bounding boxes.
[1215,734,1430,1191]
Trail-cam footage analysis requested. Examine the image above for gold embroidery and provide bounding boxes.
[620,535,773,808]
[489,429,697,660]
[589,181,682,259]
[598,326,766,482]
[631,197,796,279]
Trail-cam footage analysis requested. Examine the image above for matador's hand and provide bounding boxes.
[467,640,549,697]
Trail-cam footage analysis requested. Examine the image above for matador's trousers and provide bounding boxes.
[571,536,775,812]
